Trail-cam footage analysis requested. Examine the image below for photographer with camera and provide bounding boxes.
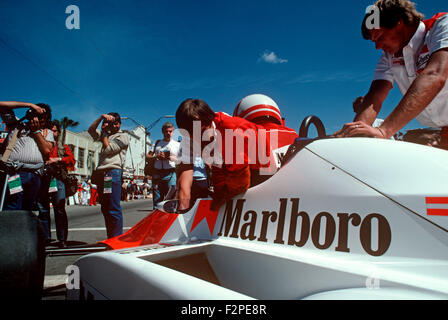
[37,121,76,248]
[146,122,180,208]
[0,101,54,211]
[88,113,129,239]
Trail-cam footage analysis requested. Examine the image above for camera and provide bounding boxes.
[102,117,120,135]
[103,118,115,126]
[24,108,49,121]
[24,108,40,120]
[0,161,18,175]
[42,162,64,179]
[23,107,51,130]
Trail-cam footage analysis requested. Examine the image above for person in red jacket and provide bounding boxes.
[233,94,298,186]
[89,180,98,206]
[176,97,297,211]
[37,121,76,248]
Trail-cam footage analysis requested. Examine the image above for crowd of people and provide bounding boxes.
[0,0,447,245]
[121,178,152,202]
[75,179,98,206]
[73,178,151,206]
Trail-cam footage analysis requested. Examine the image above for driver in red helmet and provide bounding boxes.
[233,94,298,186]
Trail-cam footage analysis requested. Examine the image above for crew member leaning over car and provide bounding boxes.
[176,98,297,212]
[335,0,448,150]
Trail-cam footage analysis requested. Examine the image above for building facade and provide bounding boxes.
[65,131,101,181]
[122,125,149,179]
[65,126,150,181]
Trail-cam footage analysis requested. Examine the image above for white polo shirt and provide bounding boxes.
[7,128,54,166]
[373,13,448,128]
[153,139,180,170]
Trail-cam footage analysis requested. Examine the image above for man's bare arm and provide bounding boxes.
[29,118,53,159]
[380,48,448,137]
[177,163,193,211]
[337,49,448,138]
[145,151,155,160]
[101,135,110,149]
[0,101,45,114]
[353,80,393,124]
[334,80,392,137]
[32,132,53,159]
[88,114,117,149]
[87,115,104,139]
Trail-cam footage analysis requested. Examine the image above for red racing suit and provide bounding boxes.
[210,112,298,209]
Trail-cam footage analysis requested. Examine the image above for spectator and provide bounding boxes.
[121,179,128,201]
[89,180,98,206]
[146,122,180,208]
[0,101,53,211]
[126,179,135,201]
[88,112,129,239]
[37,121,76,248]
[135,183,141,199]
[81,178,90,205]
[76,182,82,205]
[143,177,151,199]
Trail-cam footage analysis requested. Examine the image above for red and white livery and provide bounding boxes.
[68,118,448,300]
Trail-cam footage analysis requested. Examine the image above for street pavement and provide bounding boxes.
[42,198,153,300]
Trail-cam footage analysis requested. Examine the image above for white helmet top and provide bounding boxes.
[233,94,282,125]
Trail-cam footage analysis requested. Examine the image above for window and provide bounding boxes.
[87,150,95,171]
[78,147,85,169]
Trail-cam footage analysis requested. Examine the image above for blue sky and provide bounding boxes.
[0,0,445,141]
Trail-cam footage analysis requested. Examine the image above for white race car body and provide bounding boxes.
[67,138,448,300]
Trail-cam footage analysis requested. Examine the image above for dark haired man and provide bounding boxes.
[88,113,129,238]
[335,1,448,149]
[402,128,441,147]
[0,101,54,211]
[176,98,282,211]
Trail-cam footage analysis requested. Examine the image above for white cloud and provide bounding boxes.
[258,51,288,64]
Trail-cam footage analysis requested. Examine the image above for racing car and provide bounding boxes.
[66,116,448,300]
